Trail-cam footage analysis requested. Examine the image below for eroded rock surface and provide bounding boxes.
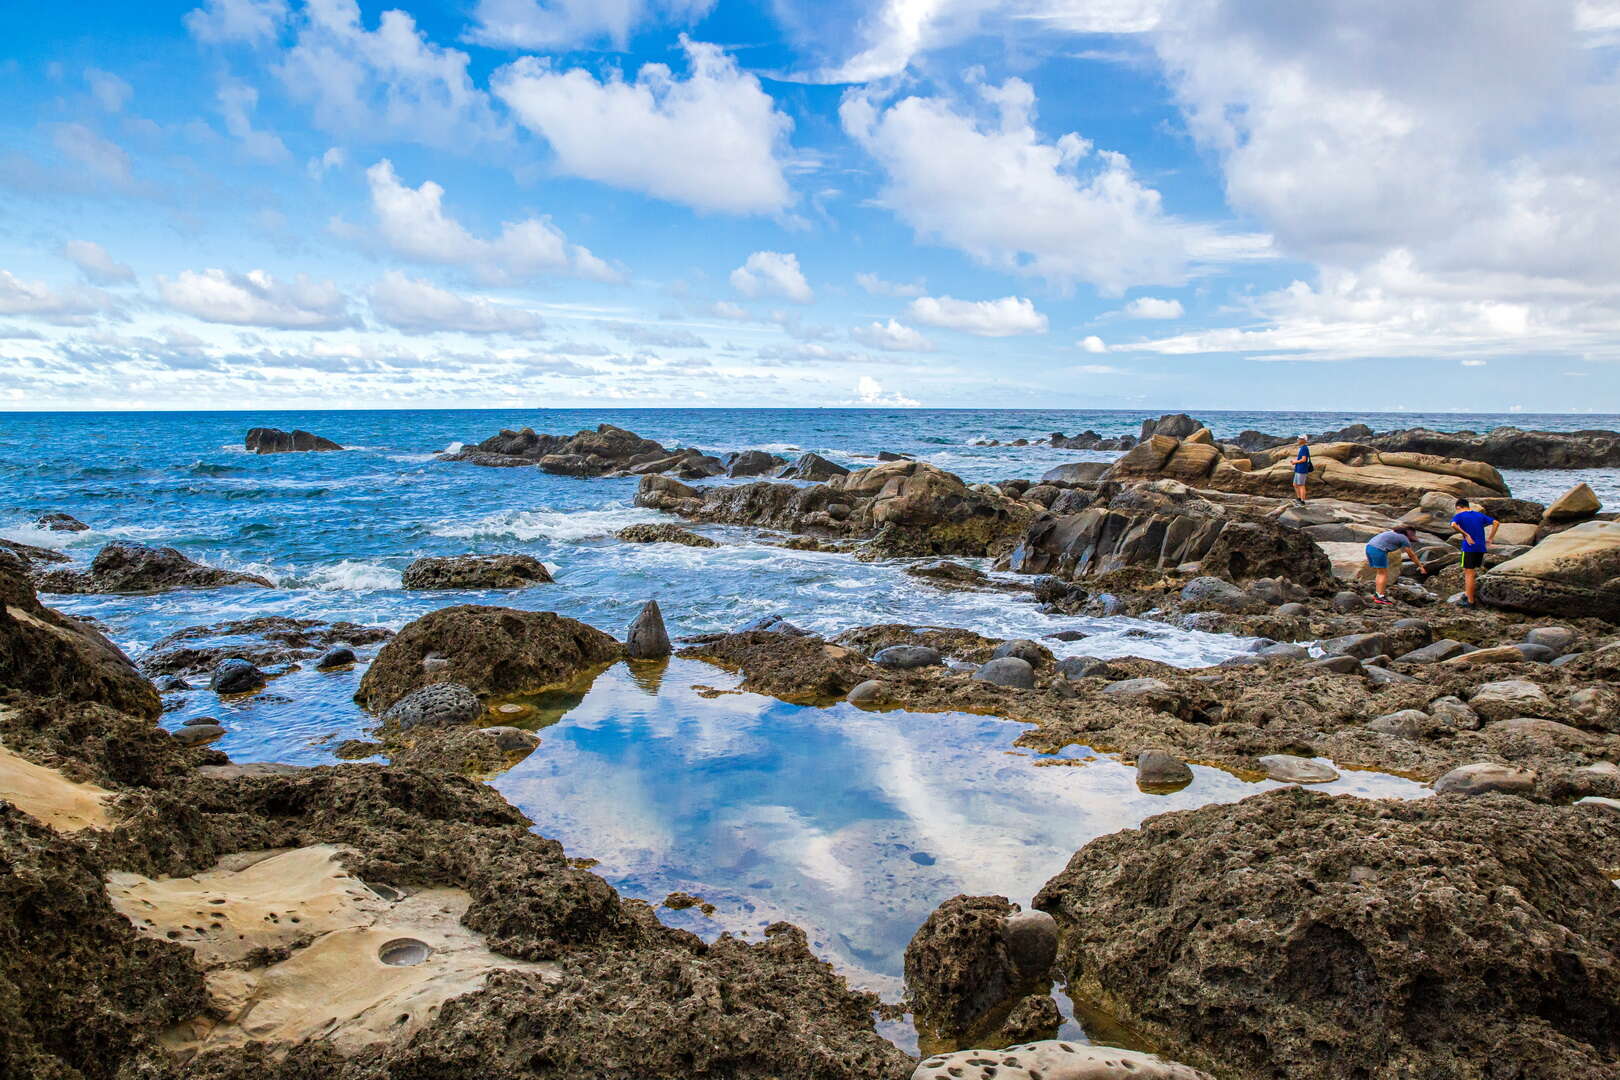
[245,427,342,453]
[400,554,553,590]
[35,542,274,595]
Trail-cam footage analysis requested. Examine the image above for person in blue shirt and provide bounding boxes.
[1364,526,1428,604]
[1290,435,1311,503]
[1450,498,1499,607]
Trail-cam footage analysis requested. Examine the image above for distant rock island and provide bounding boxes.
[245,427,343,454]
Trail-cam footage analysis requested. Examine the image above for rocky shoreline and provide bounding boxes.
[5,415,1620,1078]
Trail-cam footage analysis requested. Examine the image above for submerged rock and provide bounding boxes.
[36,512,89,532]
[1135,748,1193,788]
[626,599,672,660]
[138,616,391,678]
[356,605,621,712]
[1034,787,1620,1079]
[383,682,484,730]
[34,541,274,594]
[244,427,342,453]
[616,522,718,547]
[400,554,553,590]
[208,658,266,695]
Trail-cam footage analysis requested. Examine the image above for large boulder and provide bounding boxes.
[905,895,1059,1052]
[1040,462,1110,485]
[33,542,274,594]
[779,452,851,481]
[1544,482,1602,522]
[400,554,553,590]
[355,606,621,712]
[0,560,159,718]
[839,462,1032,556]
[440,423,712,477]
[244,427,342,453]
[1479,520,1620,621]
[726,450,788,477]
[1196,519,1335,591]
[1034,788,1620,1079]
[1139,413,1204,441]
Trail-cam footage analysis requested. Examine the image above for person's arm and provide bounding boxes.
[1404,541,1430,575]
[1486,517,1499,543]
[1450,519,1466,537]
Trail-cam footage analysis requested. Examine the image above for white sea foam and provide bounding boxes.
[431,506,659,543]
[294,560,404,591]
[443,441,464,455]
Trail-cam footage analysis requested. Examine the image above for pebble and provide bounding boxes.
[847,679,889,706]
[1135,748,1194,788]
[1525,626,1577,654]
[974,657,1036,689]
[1258,754,1339,784]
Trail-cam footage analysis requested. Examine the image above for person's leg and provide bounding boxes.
[1375,567,1389,597]
[1464,567,1477,603]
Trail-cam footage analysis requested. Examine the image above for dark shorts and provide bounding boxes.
[1460,550,1485,570]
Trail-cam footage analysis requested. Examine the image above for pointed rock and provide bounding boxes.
[627,600,671,659]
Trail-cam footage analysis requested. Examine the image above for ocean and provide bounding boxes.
[0,406,1599,1033]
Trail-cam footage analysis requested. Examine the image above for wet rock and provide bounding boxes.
[1396,638,1471,663]
[877,450,913,462]
[0,560,160,717]
[400,554,553,590]
[1276,601,1310,616]
[138,616,391,678]
[356,606,620,712]
[1179,576,1264,614]
[990,639,1051,667]
[157,675,191,691]
[34,541,274,594]
[171,722,225,746]
[616,522,718,547]
[315,646,356,670]
[726,450,787,477]
[1525,626,1577,654]
[874,645,944,670]
[1363,664,1417,686]
[779,452,850,481]
[1140,413,1204,440]
[905,561,992,589]
[1247,576,1307,606]
[383,682,483,731]
[626,600,672,660]
[208,658,266,695]
[913,1042,1214,1080]
[442,422,705,477]
[974,657,1035,689]
[847,679,889,706]
[1258,754,1338,783]
[479,726,540,752]
[1468,679,1551,721]
[1366,709,1429,738]
[245,427,342,453]
[1255,642,1309,660]
[1056,656,1114,680]
[1432,762,1538,795]
[1331,590,1367,613]
[682,631,874,704]
[1318,632,1390,660]
[1033,787,1620,1079]
[739,614,812,636]
[1136,748,1194,788]
[1479,519,1620,621]
[36,512,89,532]
[905,896,1058,1052]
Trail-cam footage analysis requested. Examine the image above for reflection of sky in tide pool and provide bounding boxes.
[493,660,1432,1011]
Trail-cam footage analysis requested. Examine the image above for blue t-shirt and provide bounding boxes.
[1452,510,1495,553]
[1368,530,1413,552]
[1293,445,1310,472]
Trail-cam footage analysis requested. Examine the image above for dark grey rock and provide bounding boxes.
[1306,655,1362,675]
[1364,665,1417,686]
[1001,909,1059,982]
[990,639,1049,667]
[1275,602,1310,617]
[739,615,812,636]
[1135,748,1194,787]
[172,723,225,745]
[1331,591,1367,613]
[873,645,944,670]
[1396,638,1471,664]
[1512,642,1558,663]
[777,452,850,481]
[479,726,540,752]
[847,679,889,705]
[157,675,191,692]
[209,658,265,695]
[973,657,1036,689]
[383,682,483,730]
[726,450,787,477]
[1180,576,1264,614]
[1524,626,1577,655]
[626,600,672,660]
[36,512,89,532]
[1055,656,1114,680]
[1039,462,1109,485]
[315,646,357,670]
[1318,632,1391,660]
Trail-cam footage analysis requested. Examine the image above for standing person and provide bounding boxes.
[1364,525,1428,604]
[1450,497,1499,608]
[1291,435,1312,503]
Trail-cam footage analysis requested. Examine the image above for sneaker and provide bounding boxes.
[1371,595,1393,605]
[1458,597,1475,608]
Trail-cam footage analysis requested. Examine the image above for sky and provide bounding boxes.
[1,0,1619,412]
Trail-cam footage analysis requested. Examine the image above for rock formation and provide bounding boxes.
[137,616,391,679]
[1234,423,1620,469]
[440,423,724,478]
[400,554,554,590]
[33,541,274,594]
[1481,520,1620,621]
[244,427,342,453]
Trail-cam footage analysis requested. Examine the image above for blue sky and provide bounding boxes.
[1,0,1618,411]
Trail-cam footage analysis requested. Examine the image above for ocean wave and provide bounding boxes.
[431,506,659,542]
[287,560,404,591]
[442,441,464,455]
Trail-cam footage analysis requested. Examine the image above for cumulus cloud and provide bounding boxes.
[85,69,132,112]
[855,271,926,298]
[492,37,793,214]
[851,319,935,352]
[184,0,289,44]
[1078,335,1107,353]
[466,0,715,50]
[0,270,121,325]
[907,294,1047,336]
[361,159,618,284]
[852,374,920,407]
[730,251,812,302]
[368,271,544,334]
[1122,296,1183,319]
[218,80,290,161]
[709,300,752,320]
[158,268,356,330]
[274,0,504,147]
[62,241,135,285]
[841,75,1262,294]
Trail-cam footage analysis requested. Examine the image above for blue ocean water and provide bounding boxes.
[0,407,1578,1027]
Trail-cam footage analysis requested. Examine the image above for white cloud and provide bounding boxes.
[855,271,926,298]
[466,0,715,50]
[307,146,346,179]
[85,69,132,112]
[0,270,120,325]
[492,37,793,214]
[1461,359,1488,367]
[51,124,132,187]
[275,0,504,147]
[368,271,545,335]
[907,294,1047,336]
[730,251,812,302]
[62,241,135,285]
[1078,334,1107,353]
[361,159,617,284]
[184,0,289,44]
[852,319,935,352]
[218,80,290,161]
[1075,363,1125,374]
[709,300,752,320]
[158,268,356,330]
[1122,296,1183,319]
[757,342,871,364]
[853,374,920,407]
[841,75,1261,294]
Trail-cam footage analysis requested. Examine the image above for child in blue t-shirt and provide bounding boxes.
[1450,498,1499,607]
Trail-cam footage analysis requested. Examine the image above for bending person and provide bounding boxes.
[1364,525,1428,605]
